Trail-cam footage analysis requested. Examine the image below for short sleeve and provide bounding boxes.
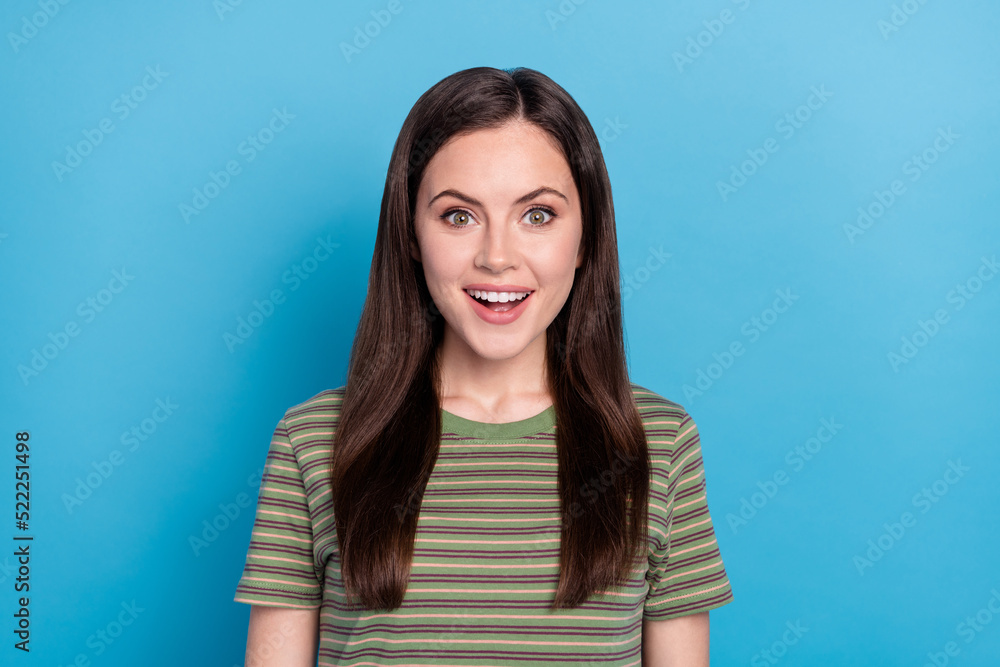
[644,409,734,620]
[234,415,322,608]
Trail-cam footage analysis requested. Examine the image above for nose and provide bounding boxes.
[475,219,519,273]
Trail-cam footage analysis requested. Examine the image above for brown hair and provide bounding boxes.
[331,66,649,610]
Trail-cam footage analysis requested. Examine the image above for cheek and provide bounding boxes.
[530,237,580,277]
[419,245,469,300]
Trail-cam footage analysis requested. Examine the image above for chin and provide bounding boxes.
[466,335,528,362]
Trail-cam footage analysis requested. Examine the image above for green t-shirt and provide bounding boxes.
[235,382,733,665]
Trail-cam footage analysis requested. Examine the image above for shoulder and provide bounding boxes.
[630,385,711,530]
[284,385,346,421]
[628,382,706,487]
[628,381,695,445]
[277,385,346,454]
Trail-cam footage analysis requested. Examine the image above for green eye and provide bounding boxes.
[526,208,554,225]
[451,211,471,226]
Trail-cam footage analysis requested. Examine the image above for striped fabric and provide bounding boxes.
[234,382,733,665]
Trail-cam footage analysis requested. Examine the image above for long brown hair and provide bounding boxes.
[331,66,649,611]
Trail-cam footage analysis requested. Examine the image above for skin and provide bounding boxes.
[410,119,583,423]
[643,612,710,666]
[243,606,317,666]
[243,120,710,665]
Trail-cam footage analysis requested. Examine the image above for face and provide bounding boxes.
[411,120,584,364]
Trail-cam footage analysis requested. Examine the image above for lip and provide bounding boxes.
[463,284,535,292]
[464,288,532,325]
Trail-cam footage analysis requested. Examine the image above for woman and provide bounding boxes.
[235,66,733,666]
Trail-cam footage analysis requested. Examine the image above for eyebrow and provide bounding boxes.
[426,186,569,208]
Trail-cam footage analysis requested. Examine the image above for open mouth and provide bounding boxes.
[464,289,533,313]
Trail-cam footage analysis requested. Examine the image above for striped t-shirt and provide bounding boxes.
[234,382,733,665]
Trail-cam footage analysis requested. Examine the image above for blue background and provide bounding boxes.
[1,0,998,665]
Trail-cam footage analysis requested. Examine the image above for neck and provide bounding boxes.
[434,326,551,416]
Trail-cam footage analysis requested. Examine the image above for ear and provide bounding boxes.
[410,239,421,263]
[575,242,584,268]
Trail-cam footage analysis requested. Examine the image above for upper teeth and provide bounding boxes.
[465,289,531,303]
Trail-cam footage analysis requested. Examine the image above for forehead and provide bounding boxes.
[417,121,576,201]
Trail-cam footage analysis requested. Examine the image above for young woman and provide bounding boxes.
[235,66,733,666]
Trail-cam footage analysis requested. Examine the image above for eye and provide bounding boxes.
[442,209,473,227]
[525,207,556,226]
